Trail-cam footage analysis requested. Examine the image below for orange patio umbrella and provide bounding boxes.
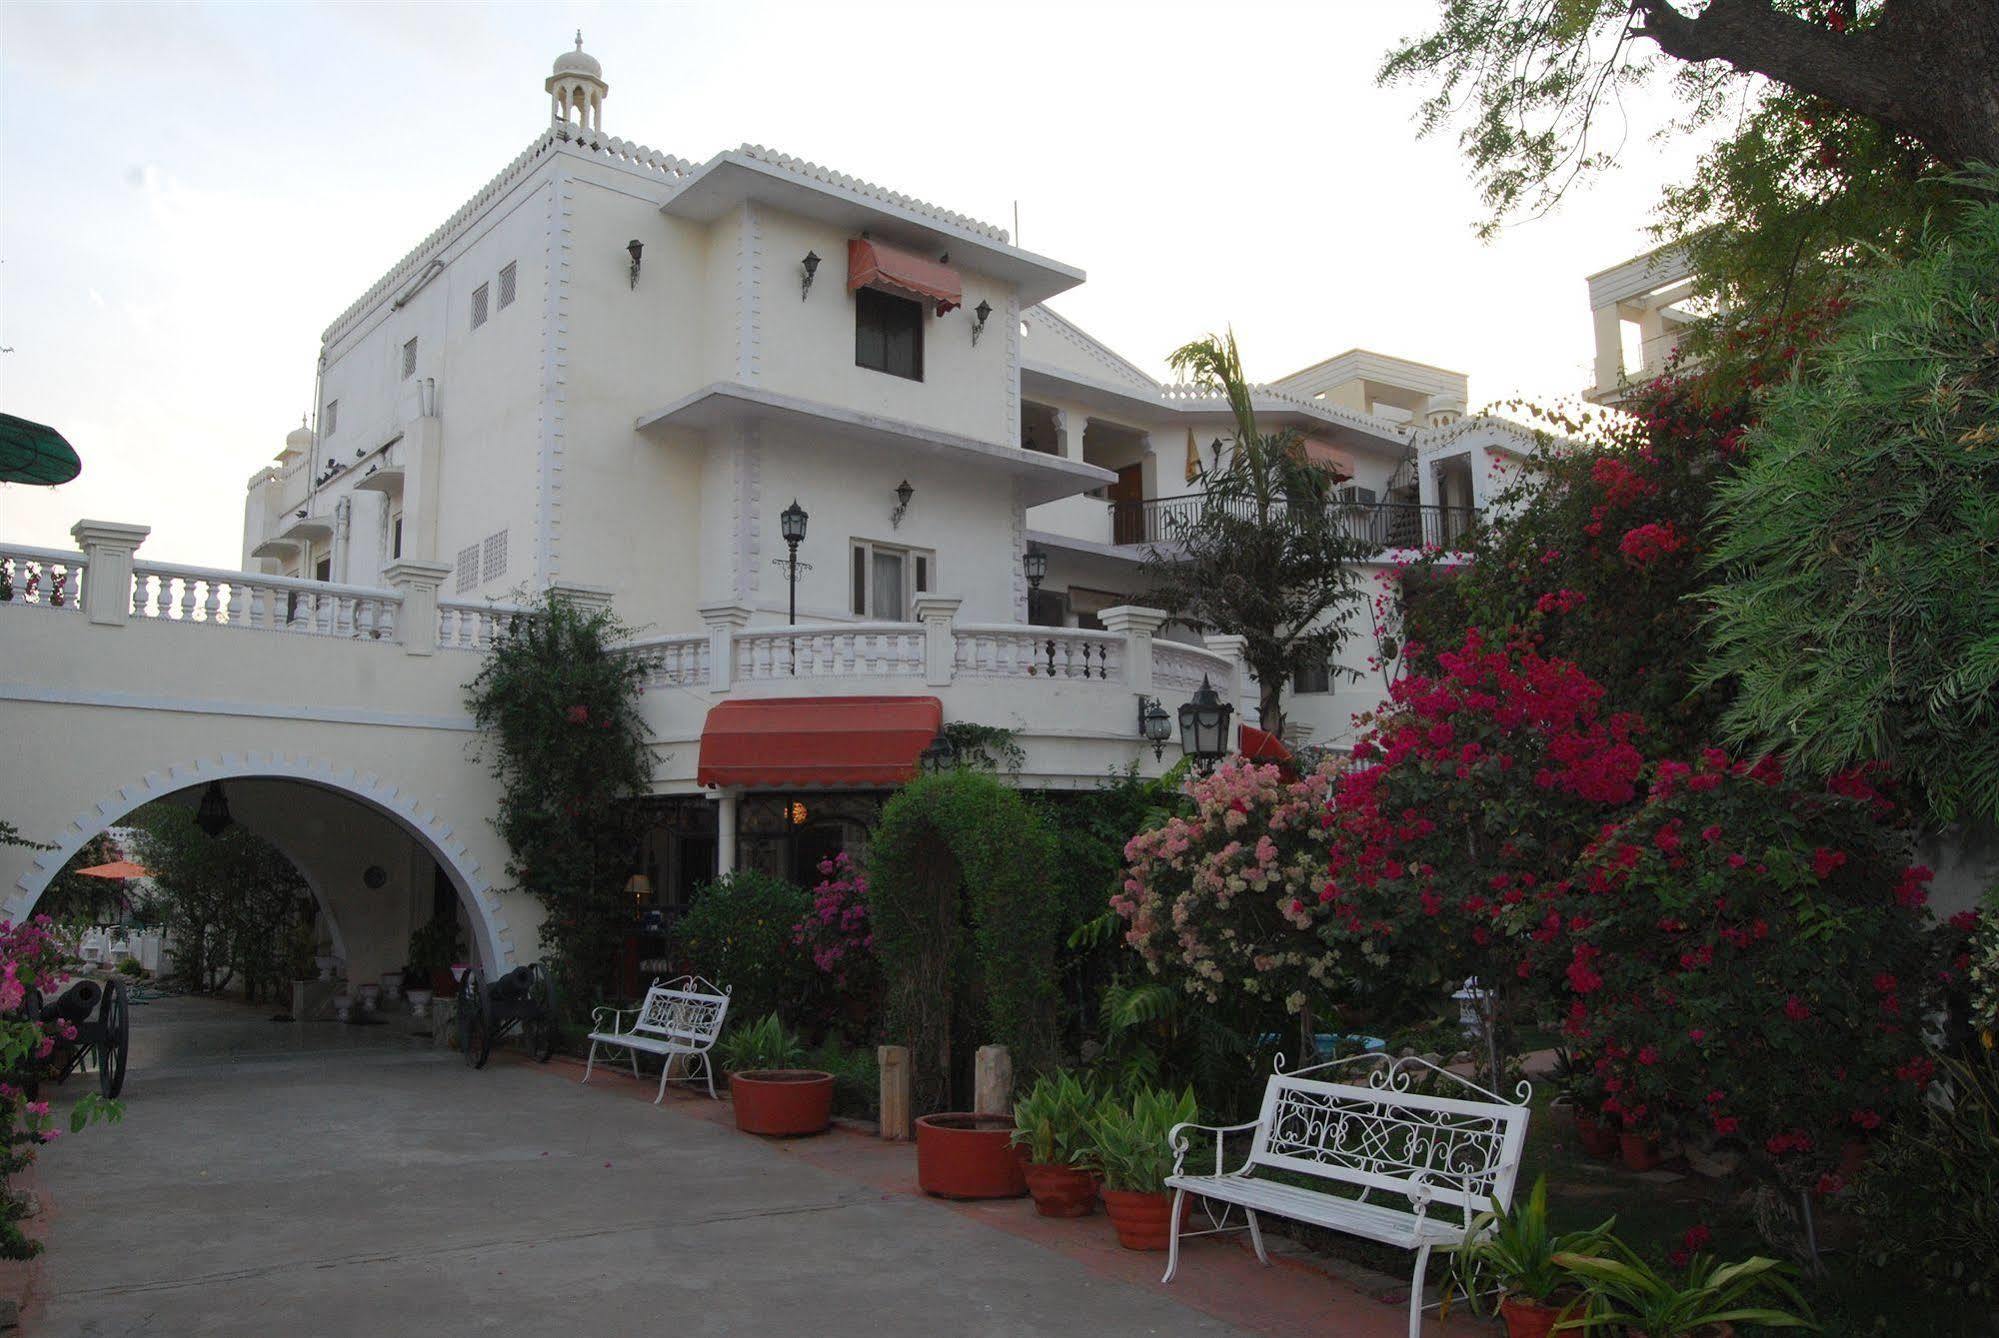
[72,859,150,880]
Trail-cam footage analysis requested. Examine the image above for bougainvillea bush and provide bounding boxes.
[1114,758,1343,1017]
[1563,752,1939,1191]
[792,852,879,1038]
[1312,629,1644,1025]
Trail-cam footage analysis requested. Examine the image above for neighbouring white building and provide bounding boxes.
[2,38,1531,986]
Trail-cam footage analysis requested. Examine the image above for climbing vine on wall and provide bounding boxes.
[868,769,1059,1112]
[466,593,649,1011]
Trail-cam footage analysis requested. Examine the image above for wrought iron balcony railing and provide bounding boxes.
[1108,494,1480,551]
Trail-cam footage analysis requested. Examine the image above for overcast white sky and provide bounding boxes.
[0,2,1707,566]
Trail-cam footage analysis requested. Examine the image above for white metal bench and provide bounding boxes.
[1163,1054,1531,1338]
[582,975,730,1103]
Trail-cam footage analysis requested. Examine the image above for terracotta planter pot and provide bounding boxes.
[1574,1112,1621,1160]
[1498,1295,1566,1338]
[1839,1138,1870,1179]
[729,1069,834,1137]
[1021,1162,1097,1218]
[1100,1189,1189,1250]
[1619,1129,1663,1172]
[916,1113,1028,1199]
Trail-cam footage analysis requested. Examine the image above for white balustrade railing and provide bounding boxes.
[1154,640,1232,694]
[621,633,710,688]
[128,561,400,639]
[436,601,530,652]
[953,624,1121,681]
[0,545,85,612]
[734,623,927,680]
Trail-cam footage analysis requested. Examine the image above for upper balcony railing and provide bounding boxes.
[1108,494,1479,552]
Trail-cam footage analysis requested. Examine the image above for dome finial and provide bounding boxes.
[575,29,583,51]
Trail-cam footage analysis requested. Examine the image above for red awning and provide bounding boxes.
[848,239,962,315]
[697,695,944,789]
[73,860,150,880]
[1238,724,1297,780]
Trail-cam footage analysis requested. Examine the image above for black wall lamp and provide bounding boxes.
[919,728,958,773]
[970,299,993,345]
[627,239,644,289]
[1023,544,1048,591]
[800,250,820,300]
[1137,696,1172,761]
[1178,675,1235,775]
[194,781,233,838]
[891,479,914,528]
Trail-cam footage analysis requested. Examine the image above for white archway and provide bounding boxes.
[6,752,521,970]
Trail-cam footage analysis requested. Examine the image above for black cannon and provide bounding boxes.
[20,977,129,1100]
[456,963,556,1069]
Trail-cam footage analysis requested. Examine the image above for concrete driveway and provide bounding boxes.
[28,996,1463,1337]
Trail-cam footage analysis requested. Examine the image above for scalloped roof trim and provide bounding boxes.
[730,144,1009,244]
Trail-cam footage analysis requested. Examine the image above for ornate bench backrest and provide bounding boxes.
[632,975,730,1047]
[1248,1066,1530,1218]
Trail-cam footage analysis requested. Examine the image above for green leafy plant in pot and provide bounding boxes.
[1550,1240,1815,1337]
[404,915,463,996]
[719,1013,834,1137]
[1011,1071,1099,1217]
[1089,1085,1198,1250]
[1447,1174,1610,1338]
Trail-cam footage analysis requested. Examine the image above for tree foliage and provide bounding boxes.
[868,770,1059,1112]
[38,833,132,926]
[466,593,650,1009]
[1704,177,1999,825]
[1142,330,1370,738]
[125,802,308,1000]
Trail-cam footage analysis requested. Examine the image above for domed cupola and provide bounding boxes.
[280,415,314,462]
[547,31,608,132]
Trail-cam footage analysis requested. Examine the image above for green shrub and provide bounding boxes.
[1010,1071,1098,1167]
[717,1013,804,1074]
[807,1040,880,1121]
[1087,1085,1198,1194]
[114,958,146,979]
[675,870,812,1032]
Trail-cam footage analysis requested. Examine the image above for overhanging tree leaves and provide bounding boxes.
[1703,173,1999,825]
[1142,331,1371,740]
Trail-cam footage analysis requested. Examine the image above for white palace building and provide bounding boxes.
[1,40,1530,987]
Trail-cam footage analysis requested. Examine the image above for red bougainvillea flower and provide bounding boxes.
[1811,847,1848,879]
[565,704,590,725]
[1783,996,1813,1022]
[1618,520,1686,566]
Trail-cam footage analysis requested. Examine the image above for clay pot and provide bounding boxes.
[1839,1138,1870,1179]
[1498,1295,1566,1338]
[1100,1189,1187,1250]
[729,1069,835,1137]
[1575,1112,1621,1160]
[1619,1129,1663,1172]
[1021,1162,1097,1218]
[915,1113,1028,1199]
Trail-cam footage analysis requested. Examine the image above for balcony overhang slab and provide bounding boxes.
[636,381,1115,506]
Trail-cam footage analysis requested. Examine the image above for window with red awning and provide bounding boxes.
[847,239,962,315]
[696,695,944,789]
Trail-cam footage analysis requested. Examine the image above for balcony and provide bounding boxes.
[1108,494,1479,552]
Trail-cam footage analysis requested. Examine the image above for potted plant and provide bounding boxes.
[403,916,462,1018]
[1089,1085,1198,1250]
[1619,1114,1664,1173]
[1447,1175,1610,1338]
[719,1013,834,1137]
[1551,1240,1815,1336]
[1010,1072,1099,1217]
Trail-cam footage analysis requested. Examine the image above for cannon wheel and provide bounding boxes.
[458,970,493,1070]
[95,978,129,1100]
[525,963,557,1063]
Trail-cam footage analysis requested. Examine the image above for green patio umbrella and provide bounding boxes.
[0,413,82,485]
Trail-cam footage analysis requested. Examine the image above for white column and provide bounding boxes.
[1591,302,1626,398]
[911,594,963,688]
[384,560,452,655]
[69,520,150,627]
[1098,605,1168,695]
[1055,408,1086,463]
[699,603,751,692]
[714,788,741,877]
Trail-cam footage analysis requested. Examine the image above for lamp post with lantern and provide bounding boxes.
[1177,675,1234,774]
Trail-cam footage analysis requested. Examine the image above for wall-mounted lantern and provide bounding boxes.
[1178,675,1233,774]
[194,781,234,838]
[970,299,993,345]
[1138,696,1172,762]
[627,239,644,290]
[800,250,821,300]
[891,479,914,529]
[919,729,957,773]
[1022,544,1048,591]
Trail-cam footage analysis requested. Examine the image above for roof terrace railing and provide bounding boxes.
[1109,494,1479,552]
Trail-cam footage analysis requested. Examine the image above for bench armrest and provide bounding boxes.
[591,1005,638,1034]
[1167,1120,1261,1179]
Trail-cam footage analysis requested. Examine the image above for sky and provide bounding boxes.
[0,1,1709,567]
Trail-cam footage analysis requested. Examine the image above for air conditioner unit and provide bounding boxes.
[1335,485,1378,505]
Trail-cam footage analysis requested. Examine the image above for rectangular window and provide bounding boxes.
[402,337,418,380]
[482,529,508,582]
[389,513,404,561]
[323,400,338,436]
[854,287,923,381]
[499,261,517,309]
[471,283,489,329]
[1292,661,1333,694]
[456,544,479,593]
[314,555,332,584]
[848,540,931,619]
